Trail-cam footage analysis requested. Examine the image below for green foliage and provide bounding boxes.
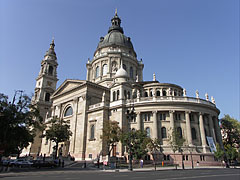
[100,120,121,156]
[147,138,162,154]
[220,115,240,148]
[168,128,186,153]
[121,130,150,160]
[224,144,238,161]
[0,93,42,156]
[214,143,225,160]
[42,117,72,158]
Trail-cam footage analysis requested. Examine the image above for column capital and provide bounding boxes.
[152,110,158,114]
[199,112,204,115]
[169,110,175,114]
[73,97,79,103]
[185,111,191,114]
[136,112,141,115]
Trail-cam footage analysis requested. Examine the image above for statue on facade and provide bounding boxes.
[196,90,199,98]
[211,96,215,104]
[205,93,209,101]
[183,88,186,97]
[153,73,156,81]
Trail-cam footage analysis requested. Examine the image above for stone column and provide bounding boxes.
[136,112,141,130]
[152,111,158,139]
[213,117,223,148]
[208,114,216,143]
[185,111,193,146]
[169,110,175,134]
[199,112,207,153]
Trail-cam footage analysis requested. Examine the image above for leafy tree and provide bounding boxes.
[168,128,186,169]
[42,117,72,159]
[214,143,225,161]
[220,115,240,149]
[0,93,42,157]
[147,138,162,170]
[100,120,121,156]
[121,130,150,160]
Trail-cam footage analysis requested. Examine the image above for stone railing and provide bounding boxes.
[88,102,109,110]
[125,96,216,107]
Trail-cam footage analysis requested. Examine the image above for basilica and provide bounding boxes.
[29,11,222,166]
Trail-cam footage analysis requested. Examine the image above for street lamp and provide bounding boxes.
[126,102,136,171]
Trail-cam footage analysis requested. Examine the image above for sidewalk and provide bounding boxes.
[102,165,239,172]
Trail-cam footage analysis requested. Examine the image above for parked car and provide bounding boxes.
[9,159,33,167]
[32,160,58,168]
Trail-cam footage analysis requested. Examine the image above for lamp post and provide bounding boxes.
[126,102,136,171]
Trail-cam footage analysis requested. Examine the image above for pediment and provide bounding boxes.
[52,79,86,97]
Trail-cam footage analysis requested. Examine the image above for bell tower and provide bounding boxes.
[30,39,58,157]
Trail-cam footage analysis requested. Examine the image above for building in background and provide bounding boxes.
[30,11,222,166]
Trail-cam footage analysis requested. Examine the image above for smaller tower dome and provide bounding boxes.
[115,66,128,78]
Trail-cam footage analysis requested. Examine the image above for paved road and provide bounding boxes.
[0,168,239,180]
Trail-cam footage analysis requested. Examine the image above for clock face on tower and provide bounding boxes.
[47,81,52,87]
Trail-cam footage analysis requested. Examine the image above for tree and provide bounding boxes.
[121,130,150,160]
[42,117,72,159]
[168,128,186,169]
[100,120,121,157]
[0,93,42,157]
[220,115,240,149]
[147,138,162,170]
[214,143,225,161]
[220,115,240,163]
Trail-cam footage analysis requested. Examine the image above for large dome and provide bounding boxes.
[96,11,135,53]
[97,31,134,49]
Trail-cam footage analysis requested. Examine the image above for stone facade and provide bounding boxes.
[30,12,222,166]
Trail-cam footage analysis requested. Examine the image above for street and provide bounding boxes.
[0,168,239,180]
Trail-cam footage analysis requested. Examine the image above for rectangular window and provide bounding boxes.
[159,113,166,120]
[190,114,194,122]
[143,113,151,121]
[175,113,181,120]
[186,155,188,161]
[89,154,92,159]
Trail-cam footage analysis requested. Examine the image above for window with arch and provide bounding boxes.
[177,127,183,138]
[95,66,100,78]
[156,90,160,96]
[64,106,73,117]
[130,67,133,78]
[48,66,53,75]
[191,128,197,140]
[150,91,153,97]
[146,127,150,137]
[45,92,50,102]
[174,90,177,96]
[90,124,95,140]
[124,90,127,99]
[127,91,131,99]
[144,92,148,97]
[117,90,120,100]
[102,64,108,76]
[123,64,127,70]
[161,127,167,138]
[113,91,116,101]
[163,90,167,96]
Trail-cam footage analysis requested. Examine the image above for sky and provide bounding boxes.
[0,0,239,120]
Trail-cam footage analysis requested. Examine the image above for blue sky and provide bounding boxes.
[0,0,239,120]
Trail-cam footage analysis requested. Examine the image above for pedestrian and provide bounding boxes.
[58,159,61,167]
[196,161,199,167]
[140,159,143,168]
[62,160,64,168]
[162,161,164,167]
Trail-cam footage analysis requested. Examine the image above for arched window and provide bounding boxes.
[130,67,133,79]
[117,90,120,100]
[123,64,127,70]
[146,127,150,137]
[113,91,116,101]
[150,91,153,97]
[48,66,53,75]
[145,92,148,97]
[191,128,197,140]
[102,64,108,75]
[124,90,127,99]
[163,90,167,96]
[161,127,167,138]
[127,91,131,99]
[177,127,183,138]
[174,91,177,96]
[95,66,100,78]
[156,91,160,96]
[45,93,50,102]
[90,125,95,139]
[64,106,73,117]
